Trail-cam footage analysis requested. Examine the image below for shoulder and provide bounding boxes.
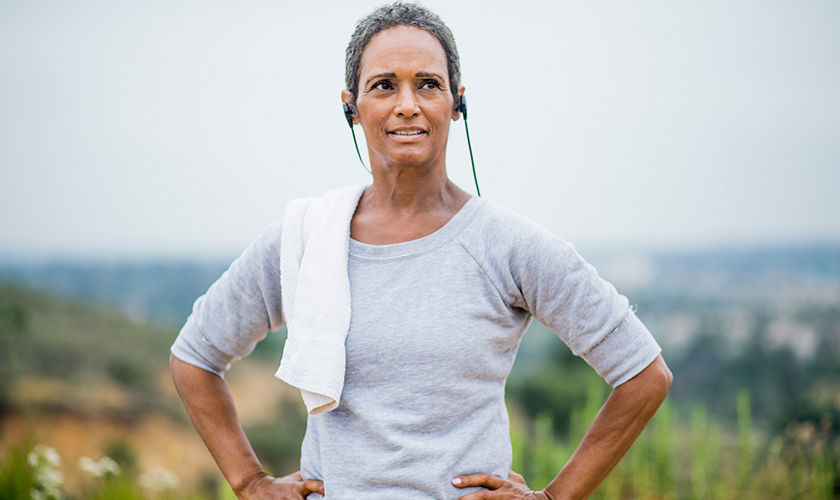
[465,199,526,229]
[253,222,283,251]
[286,183,368,213]
[284,183,368,238]
[456,200,585,305]
[228,222,283,277]
[461,199,577,260]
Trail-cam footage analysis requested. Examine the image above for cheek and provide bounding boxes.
[436,109,457,133]
[429,102,456,127]
[356,104,384,132]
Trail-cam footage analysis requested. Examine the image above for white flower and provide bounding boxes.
[79,457,98,476]
[138,468,180,492]
[41,468,64,487]
[28,444,64,499]
[28,444,61,469]
[98,456,120,476]
[78,456,121,478]
[42,447,61,469]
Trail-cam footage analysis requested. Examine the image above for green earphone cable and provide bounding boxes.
[351,126,371,174]
[463,116,480,197]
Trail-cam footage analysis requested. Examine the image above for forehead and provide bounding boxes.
[359,25,449,79]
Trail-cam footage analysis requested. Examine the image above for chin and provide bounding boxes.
[381,147,443,169]
[391,155,431,168]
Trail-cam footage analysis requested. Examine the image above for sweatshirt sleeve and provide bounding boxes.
[170,223,285,375]
[511,223,660,387]
[469,203,661,387]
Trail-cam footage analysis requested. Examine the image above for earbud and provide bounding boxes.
[342,101,370,174]
[457,94,467,120]
[343,102,354,128]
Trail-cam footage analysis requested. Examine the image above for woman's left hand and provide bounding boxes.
[451,472,551,499]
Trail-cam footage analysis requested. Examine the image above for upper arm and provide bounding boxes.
[505,220,662,386]
[170,223,284,373]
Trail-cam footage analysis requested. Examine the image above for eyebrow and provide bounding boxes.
[364,73,395,87]
[416,72,444,81]
[364,71,445,87]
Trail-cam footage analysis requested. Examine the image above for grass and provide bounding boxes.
[511,383,838,500]
[3,389,836,499]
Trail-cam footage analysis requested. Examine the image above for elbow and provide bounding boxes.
[169,353,179,380]
[170,353,185,390]
[658,357,674,399]
[645,355,673,402]
[169,353,179,375]
[616,355,673,403]
[662,363,674,393]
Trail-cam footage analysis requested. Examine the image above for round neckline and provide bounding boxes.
[349,197,484,261]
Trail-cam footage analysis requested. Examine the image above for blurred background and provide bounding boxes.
[1,0,838,498]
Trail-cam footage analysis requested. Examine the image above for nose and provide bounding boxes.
[393,86,420,117]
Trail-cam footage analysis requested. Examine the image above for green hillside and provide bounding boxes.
[0,282,179,420]
[0,281,303,499]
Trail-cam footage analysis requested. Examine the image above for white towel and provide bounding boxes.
[275,183,368,414]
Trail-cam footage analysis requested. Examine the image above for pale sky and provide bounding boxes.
[1,0,838,258]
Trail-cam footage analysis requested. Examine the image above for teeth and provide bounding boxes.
[391,131,424,135]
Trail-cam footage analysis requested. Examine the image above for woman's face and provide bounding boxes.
[346,25,461,170]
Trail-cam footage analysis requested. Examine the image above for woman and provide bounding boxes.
[170,3,673,499]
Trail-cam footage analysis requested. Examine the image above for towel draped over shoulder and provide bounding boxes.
[275,183,368,414]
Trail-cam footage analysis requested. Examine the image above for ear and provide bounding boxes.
[452,86,466,121]
[341,90,359,125]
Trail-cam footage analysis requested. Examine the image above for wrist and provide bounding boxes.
[232,470,270,496]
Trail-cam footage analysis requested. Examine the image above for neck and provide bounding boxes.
[351,152,473,245]
[365,154,457,215]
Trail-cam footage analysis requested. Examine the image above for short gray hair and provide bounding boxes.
[344,2,461,105]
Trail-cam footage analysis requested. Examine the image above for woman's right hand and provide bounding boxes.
[237,471,325,500]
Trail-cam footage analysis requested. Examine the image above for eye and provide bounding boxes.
[420,79,442,90]
[371,80,394,91]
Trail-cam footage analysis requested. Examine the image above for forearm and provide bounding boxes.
[543,355,673,500]
[169,354,267,494]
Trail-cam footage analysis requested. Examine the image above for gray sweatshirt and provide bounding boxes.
[171,196,661,499]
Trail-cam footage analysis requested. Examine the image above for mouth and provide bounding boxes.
[388,127,427,139]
